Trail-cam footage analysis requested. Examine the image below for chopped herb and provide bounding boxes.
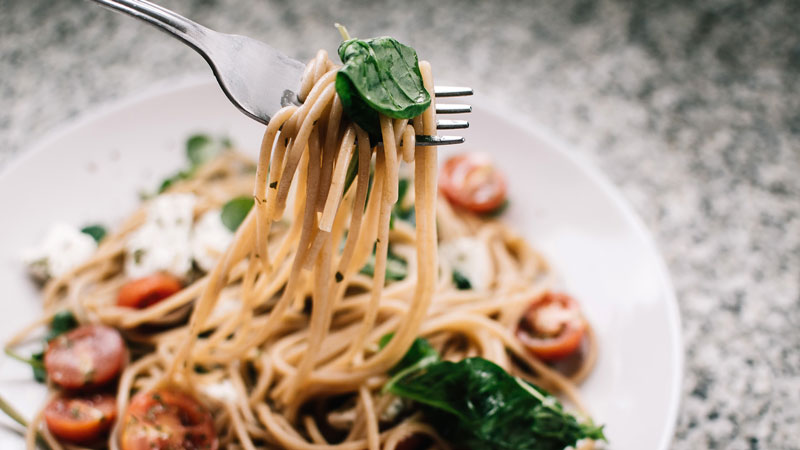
[335,271,344,282]
[82,368,96,385]
[80,224,106,243]
[452,270,472,290]
[220,196,255,232]
[269,181,278,189]
[133,248,146,265]
[485,199,510,217]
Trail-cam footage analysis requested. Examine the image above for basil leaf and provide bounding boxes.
[46,310,78,342]
[31,352,46,383]
[387,357,606,449]
[4,348,46,383]
[80,224,106,243]
[157,169,192,194]
[6,311,78,384]
[186,134,231,168]
[221,196,254,232]
[336,37,431,139]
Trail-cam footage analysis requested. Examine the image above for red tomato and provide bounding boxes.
[44,392,117,444]
[516,292,587,361]
[45,325,125,389]
[439,153,508,214]
[117,273,183,309]
[120,389,218,450]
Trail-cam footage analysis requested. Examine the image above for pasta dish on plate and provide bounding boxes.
[3,30,606,450]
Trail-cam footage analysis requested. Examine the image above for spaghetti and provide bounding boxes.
[6,49,599,450]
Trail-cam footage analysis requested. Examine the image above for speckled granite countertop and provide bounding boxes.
[1,0,798,448]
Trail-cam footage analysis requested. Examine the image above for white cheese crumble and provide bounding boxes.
[191,209,234,273]
[125,193,196,279]
[22,223,98,281]
[201,380,238,403]
[439,237,493,291]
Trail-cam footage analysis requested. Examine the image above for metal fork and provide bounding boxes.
[88,0,472,145]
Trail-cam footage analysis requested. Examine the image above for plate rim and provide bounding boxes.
[0,75,683,449]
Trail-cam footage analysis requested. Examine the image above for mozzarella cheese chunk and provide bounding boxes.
[125,193,196,279]
[201,379,238,403]
[439,237,493,291]
[191,209,234,273]
[22,223,97,281]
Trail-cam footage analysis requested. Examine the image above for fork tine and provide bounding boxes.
[434,86,474,97]
[436,104,472,114]
[415,135,464,146]
[437,119,469,130]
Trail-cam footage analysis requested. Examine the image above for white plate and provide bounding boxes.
[0,78,681,449]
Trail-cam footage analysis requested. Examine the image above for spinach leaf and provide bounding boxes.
[378,334,439,376]
[80,224,106,243]
[360,247,407,282]
[187,133,231,168]
[386,357,605,450]
[452,269,472,290]
[336,36,431,139]
[221,196,254,232]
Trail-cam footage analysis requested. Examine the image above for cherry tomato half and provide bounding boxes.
[439,153,508,214]
[120,389,218,450]
[117,273,183,309]
[44,324,126,389]
[44,392,117,444]
[516,292,586,361]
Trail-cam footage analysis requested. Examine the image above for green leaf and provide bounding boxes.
[452,270,472,290]
[31,352,46,383]
[343,149,360,195]
[46,310,78,342]
[5,348,46,383]
[80,224,106,243]
[157,169,192,193]
[485,199,511,217]
[360,248,407,282]
[379,334,439,376]
[387,357,606,449]
[221,196,254,232]
[186,134,231,168]
[336,36,431,140]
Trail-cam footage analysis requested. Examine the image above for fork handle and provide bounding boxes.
[89,0,211,54]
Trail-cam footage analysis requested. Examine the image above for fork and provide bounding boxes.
[88,0,472,145]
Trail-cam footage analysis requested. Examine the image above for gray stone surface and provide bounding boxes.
[1,0,798,448]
